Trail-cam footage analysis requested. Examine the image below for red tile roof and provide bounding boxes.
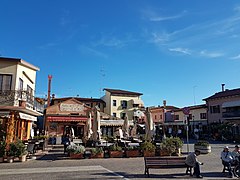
[103,88,143,96]
[203,88,240,101]
[52,97,105,103]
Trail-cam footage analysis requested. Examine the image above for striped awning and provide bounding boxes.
[46,116,87,122]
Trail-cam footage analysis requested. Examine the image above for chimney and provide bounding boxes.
[163,100,166,108]
[221,84,225,92]
[47,75,53,107]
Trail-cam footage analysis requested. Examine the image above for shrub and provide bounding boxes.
[0,141,6,157]
[140,141,156,152]
[91,147,103,155]
[7,142,17,157]
[15,140,27,157]
[160,137,183,155]
[66,144,85,154]
[109,144,122,151]
[125,146,140,151]
[194,140,209,147]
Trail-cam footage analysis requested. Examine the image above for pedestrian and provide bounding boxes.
[232,145,240,162]
[185,149,203,178]
[63,135,70,154]
[221,146,235,178]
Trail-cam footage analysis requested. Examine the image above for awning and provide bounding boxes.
[46,116,87,122]
[0,111,10,117]
[132,99,144,105]
[100,120,134,126]
[0,106,42,116]
[164,121,186,126]
[222,100,240,108]
[19,112,37,121]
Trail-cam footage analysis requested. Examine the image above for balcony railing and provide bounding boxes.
[222,111,240,118]
[0,90,34,109]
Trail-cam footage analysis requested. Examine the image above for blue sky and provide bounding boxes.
[1,0,240,108]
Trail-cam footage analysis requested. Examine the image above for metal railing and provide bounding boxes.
[222,111,240,118]
[0,90,34,108]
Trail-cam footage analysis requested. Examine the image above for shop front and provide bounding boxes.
[45,98,91,144]
[0,108,41,143]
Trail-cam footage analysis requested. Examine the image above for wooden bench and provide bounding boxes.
[144,156,193,177]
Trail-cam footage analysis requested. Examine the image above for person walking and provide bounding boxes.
[185,150,203,178]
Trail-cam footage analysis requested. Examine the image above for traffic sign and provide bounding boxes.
[183,107,190,115]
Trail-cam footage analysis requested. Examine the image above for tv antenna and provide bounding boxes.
[99,66,106,97]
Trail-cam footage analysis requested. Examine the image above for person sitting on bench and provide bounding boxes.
[232,145,240,162]
[221,146,235,178]
[185,150,203,178]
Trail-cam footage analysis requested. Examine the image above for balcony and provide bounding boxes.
[222,111,240,118]
[0,90,34,109]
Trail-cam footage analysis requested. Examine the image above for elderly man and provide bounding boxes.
[185,149,203,178]
[221,146,235,178]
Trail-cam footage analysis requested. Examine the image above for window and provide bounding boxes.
[27,85,33,101]
[0,74,12,91]
[19,78,23,90]
[188,114,192,120]
[121,100,127,109]
[174,115,179,120]
[160,115,162,119]
[121,113,126,119]
[210,105,220,113]
[155,115,157,119]
[113,113,116,117]
[200,113,207,119]
[113,100,116,106]
[18,78,23,98]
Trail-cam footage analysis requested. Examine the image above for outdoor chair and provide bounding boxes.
[27,143,36,156]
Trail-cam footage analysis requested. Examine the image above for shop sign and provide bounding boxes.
[19,112,37,121]
[60,103,84,112]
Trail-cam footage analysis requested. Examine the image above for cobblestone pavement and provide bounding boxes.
[0,141,239,180]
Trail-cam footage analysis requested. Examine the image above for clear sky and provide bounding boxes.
[1,0,240,108]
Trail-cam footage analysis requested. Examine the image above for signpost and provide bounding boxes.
[183,107,190,153]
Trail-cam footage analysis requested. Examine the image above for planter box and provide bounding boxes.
[70,153,84,159]
[160,150,170,156]
[194,145,211,154]
[91,152,104,158]
[109,151,123,158]
[7,156,14,163]
[126,150,141,158]
[143,151,155,157]
[19,155,27,162]
[0,157,4,163]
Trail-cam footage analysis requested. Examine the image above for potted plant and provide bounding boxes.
[0,141,6,163]
[160,137,183,156]
[125,146,141,158]
[15,140,28,162]
[7,142,17,163]
[91,147,104,158]
[109,144,123,158]
[67,144,85,159]
[194,140,211,154]
[140,141,156,157]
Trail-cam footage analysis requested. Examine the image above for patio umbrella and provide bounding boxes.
[122,114,129,138]
[145,107,154,141]
[92,106,101,141]
[84,111,93,140]
[130,120,137,137]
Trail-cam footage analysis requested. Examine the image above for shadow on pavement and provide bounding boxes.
[37,145,68,161]
[93,171,233,179]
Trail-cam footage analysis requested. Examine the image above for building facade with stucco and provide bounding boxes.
[101,88,145,121]
[0,57,42,142]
